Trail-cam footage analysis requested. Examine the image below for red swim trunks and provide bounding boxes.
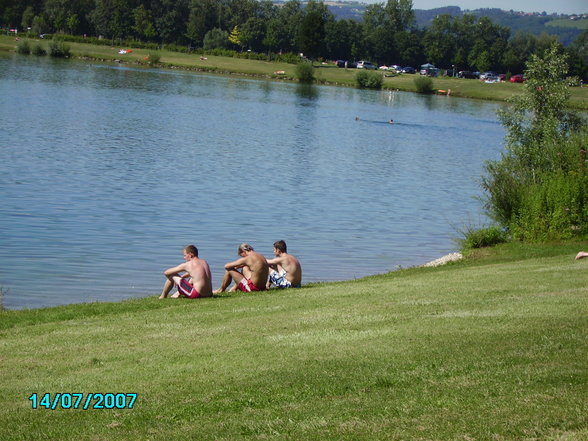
[177,278,200,299]
[237,278,261,292]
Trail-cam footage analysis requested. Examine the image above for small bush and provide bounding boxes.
[295,62,315,83]
[48,38,70,57]
[355,70,383,89]
[146,52,161,66]
[459,225,508,251]
[16,39,31,54]
[414,76,434,94]
[32,43,47,56]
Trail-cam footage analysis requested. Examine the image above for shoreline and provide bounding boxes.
[1,36,587,110]
[1,253,465,311]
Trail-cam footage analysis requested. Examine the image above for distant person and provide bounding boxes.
[214,243,269,293]
[388,119,394,124]
[575,251,588,260]
[266,240,302,289]
[159,245,212,299]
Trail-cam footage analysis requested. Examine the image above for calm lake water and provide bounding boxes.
[0,54,505,310]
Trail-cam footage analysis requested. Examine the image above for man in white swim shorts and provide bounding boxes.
[266,240,302,289]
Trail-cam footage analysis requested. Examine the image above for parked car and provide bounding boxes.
[402,66,415,74]
[457,71,478,79]
[510,74,525,83]
[336,60,356,68]
[420,67,439,77]
[390,64,402,72]
[498,74,506,82]
[357,60,377,70]
[480,71,498,80]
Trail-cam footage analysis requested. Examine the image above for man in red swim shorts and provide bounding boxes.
[159,245,213,299]
[214,243,269,293]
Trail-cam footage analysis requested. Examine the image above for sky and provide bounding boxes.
[362,0,587,15]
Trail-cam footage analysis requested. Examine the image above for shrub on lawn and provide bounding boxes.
[414,76,434,94]
[295,62,315,83]
[48,38,70,57]
[16,39,31,54]
[355,70,383,89]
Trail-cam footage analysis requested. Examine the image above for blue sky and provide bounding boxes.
[362,0,586,15]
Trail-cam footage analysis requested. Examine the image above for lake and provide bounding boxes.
[0,54,505,310]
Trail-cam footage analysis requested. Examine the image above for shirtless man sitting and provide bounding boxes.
[214,243,269,293]
[159,245,213,299]
[266,240,302,289]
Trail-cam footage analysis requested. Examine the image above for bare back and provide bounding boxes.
[279,253,302,286]
[185,258,213,297]
[244,251,269,289]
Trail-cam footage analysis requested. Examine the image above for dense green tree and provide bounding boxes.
[296,0,331,59]
[467,16,510,72]
[395,29,424,67]
[423,14,456,67]
[21,6,35,30]
[279,0,304,53]
[567,30,588,79]
[361,3,389,63]
[186,0,218,46]
[89,0,136,40]
[151,0,189,44]
[324,18,361,61]
[385,0,415,33]
[203,27,228,49]
[262,18,285,54]
[133,4,156,41]
[240,16,266,52]
[31,14,49,35]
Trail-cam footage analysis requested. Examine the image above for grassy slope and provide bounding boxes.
[2,35,587,110]
[1,242,587,440]
[546,19,588,30]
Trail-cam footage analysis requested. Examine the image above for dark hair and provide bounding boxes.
[184,245,198,257]
[273,240,287,253]
[238,243,254,254]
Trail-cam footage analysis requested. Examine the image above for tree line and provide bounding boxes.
[1,0,587,78]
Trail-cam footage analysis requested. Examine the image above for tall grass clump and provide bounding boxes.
[295,62,315,83]
[414,76,434,94]
[146,52,161,66]
[32,42,47,56]
[482,43,587,241]
[48,37,70,58]
[355,70,383,89]
[16,39,31,54]
[458,225,508,251]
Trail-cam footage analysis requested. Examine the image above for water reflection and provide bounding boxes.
[295,83,319,101]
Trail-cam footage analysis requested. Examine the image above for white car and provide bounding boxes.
[357,61,377,70]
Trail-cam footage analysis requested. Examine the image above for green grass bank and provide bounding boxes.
[2,242,587,440]
[2,35,587,110]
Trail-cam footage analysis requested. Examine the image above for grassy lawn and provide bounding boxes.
[2,35,587,109]
[1,241,587,440]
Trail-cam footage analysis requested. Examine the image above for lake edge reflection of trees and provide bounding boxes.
[2,0,587,78]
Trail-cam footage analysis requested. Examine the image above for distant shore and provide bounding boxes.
[2,35,587,110]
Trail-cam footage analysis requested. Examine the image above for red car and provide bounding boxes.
[510,74,525,83]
